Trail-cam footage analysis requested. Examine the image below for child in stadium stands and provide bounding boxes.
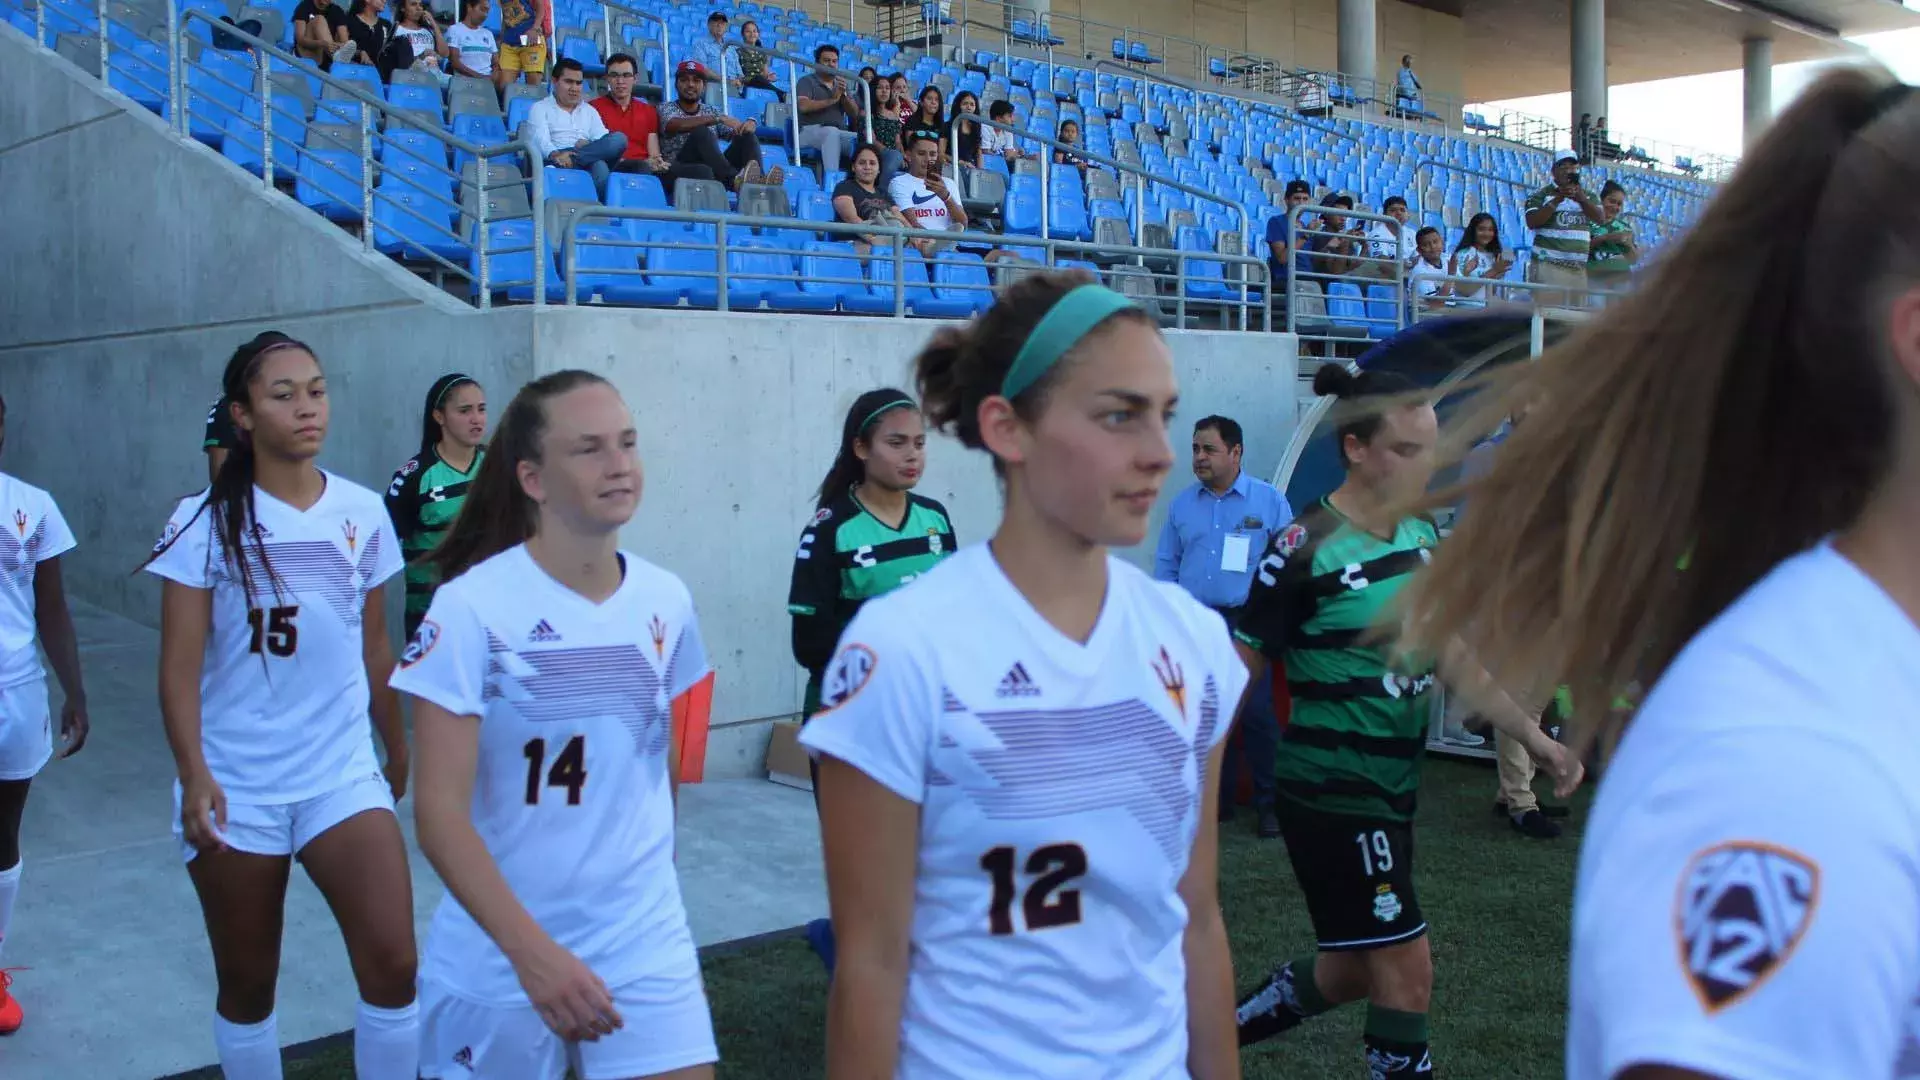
[788,388,955,970]
[980,99,1021,165]
[0,392,91,1037]
[736,20,782,101]
[804,270,1244,1079]
[397,371,718,1080]
[1587,180,1636,302]
[393,0,450,86]
[1390,67,1920,1080]
[1054,118,1091,180]
[892,73,914,122]
[1447,212,1512,306]
[386,374,487,641]
[146,332,419,1080]
[1233,363,1580,1079]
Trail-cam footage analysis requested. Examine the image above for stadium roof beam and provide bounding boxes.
[1414,0,1920,103]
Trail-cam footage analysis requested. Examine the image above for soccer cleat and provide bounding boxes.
[1510,808,1563,839]
[0,968,24,1035]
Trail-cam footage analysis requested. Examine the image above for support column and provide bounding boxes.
[1744,36,1773,147]
[1570,0,1607,137]
[1337,0,1377,90]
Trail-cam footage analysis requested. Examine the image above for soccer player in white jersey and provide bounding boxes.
[1389,69,1920,1080]
[392,369,719,1080]
[802,269,1247,1079]
[144,332,418,1080]
[0,392,92,1036]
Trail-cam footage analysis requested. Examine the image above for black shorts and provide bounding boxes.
[1277,798,1427,951]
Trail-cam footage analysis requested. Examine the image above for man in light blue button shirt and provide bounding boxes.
[1152,415,1292,838]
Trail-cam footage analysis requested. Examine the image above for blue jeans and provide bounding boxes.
[1222,665,1278,812]
[547,131,628,198]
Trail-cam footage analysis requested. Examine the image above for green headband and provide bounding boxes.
[1000,285,1139,400]
[859,397,917,433]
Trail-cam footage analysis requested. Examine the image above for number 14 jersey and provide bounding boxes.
[389,544,711,1006]
[800,544,1247,1078]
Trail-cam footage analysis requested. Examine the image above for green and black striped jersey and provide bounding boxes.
[1235,497,1440,820]
[385,447,484,633]
[787,487,956,713]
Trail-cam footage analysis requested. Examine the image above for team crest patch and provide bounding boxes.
[648,614,668,659]
[1151,646,1186,716]
[1675,841,1820,1012]
[399,619,440,668]
[1373,884,1403,923]
[928,529,943,555]
[818,643,878,711]
[153,521,180,553]
[810,507,833,526]
[399,458,420,478]
[11,510,26,538]
[1277,523,1308,557]
[342,520,359,554]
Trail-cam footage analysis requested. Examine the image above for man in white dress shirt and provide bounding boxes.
[524,56,628,197]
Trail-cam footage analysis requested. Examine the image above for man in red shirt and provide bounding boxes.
[590,52,713,201]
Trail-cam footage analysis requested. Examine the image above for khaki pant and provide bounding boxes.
[1495,727,1538,814]
[1529,260,1588,310]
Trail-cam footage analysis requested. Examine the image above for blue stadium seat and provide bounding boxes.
[381,155,457,200]
[1365,284,1401,332]
[612,245,718,308]
[507,96,536,134]
[472,220,566,302]
[1047,193,1090,241]
[373,188,466,263]
[1325,282,1370,333]
[1003,188,1042,236]
[383,128,448,168]
[932,253,992,315]
[559,37,605,77]
[796,189,834,226]
[385,82,444,121]
[222,98,304,183]
[799,242,891,314]
[295,148,366,222]
[108,44,168,113]
[544,165,602,204]
[565,225,643,302]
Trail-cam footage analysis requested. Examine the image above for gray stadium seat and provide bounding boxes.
[993,257,1046,292]
[450,77,501,117]
[257,70,316,119]
[1086,170,1120,201]
[737,182,791,220]
[459,161,532,234]
[964,168,1006,214]
[1132,121,1159,145]
[505,82,546,107]
[1089,217,1132,264]
[56,33,101,77]
[389,67,440,90]
[1012,156,1040,177]
[546,198,611,248]
[762,102,790,137]
[673,178,729,214]
[306,122,362,154]
[235,6,282,48]
[1164,137,1186,158]
[1168,208,1198,233]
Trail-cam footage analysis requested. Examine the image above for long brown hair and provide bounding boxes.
[1395,68,1917,753]
[426,369,610,583]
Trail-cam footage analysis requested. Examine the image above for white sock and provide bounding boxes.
[354,1000,420,1080]
[0,860,20,966]
[212,1012,283,1080]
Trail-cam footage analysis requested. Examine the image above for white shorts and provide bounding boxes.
[418,971,718,1080]
[171,770,394,864]
[0,678,52,782]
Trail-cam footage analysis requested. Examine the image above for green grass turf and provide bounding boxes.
[268,755,1583,1079]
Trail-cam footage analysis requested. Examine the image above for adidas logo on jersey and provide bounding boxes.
[995,662,1041,698]
[1677,841,1818,1011]
[527,619,562,643]
[452,1046,473,1068]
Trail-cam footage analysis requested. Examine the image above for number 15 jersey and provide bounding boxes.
[389,543,711,1005]
[800,544,1247,1079]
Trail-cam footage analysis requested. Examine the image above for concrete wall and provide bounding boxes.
[0,27,1299,776]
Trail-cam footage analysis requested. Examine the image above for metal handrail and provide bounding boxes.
[171,8,546,306]
[593,0,668,89]
[557,207,1274,330]
[1283,203,1409,338]
[1405,270,1624,322]
[1086,59,1365,161]
[716,45,876,155]
[1412,158,1687,237]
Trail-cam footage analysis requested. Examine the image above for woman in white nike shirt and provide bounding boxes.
[803,269,1245,1079]
[145,331,418,1080]
[394,369,718,1080]
[1393,69,1920,1080]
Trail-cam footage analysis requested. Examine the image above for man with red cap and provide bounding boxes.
[659,59,781,192]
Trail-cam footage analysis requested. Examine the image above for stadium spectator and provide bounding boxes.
[393,0,448,85]
[889,130,966,256]
[1407,225,1456,312]
[980,99,1021,163]
[901,83,945,161]
[1587,180,1637,302]
[1576,113,1594,163]
[1523,149,1604,307]
[1298,191,1366,284]
[1265,178,1313,287]
[491,0,547,89]
[736,20,783,101]
[1053,118,1091,180]
[1395,54,1421,113]
[1362,195,1416,280]
[292,0,354,69]
[1152,414,1291,838]
[869,77,904,176]
[661,60,777,192]
[1447,212,1513,306]
[795,44,863,177]
[689,10,737,106]
[443,0,496,83]
[891,73,913,120]
[592,53,715,196]
[525,58,627,197]
[344,0,410,82]
[834,143,913,254]
[948,90,981,168]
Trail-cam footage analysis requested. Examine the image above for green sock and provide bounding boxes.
[1363,1004,1432,1077]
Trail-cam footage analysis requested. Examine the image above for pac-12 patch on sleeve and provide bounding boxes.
[1675,840,1820,1012]
[399,619,441,668]
[818,643,877,712]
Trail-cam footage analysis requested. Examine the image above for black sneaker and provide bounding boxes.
[1510,809,1563,839]
[1538,803,1571,819]
[1218,802,1237,824]
[1256,804,1280,839]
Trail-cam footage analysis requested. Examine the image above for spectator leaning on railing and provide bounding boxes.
[1522,149,1604,307]
[524,57,628,198]
[591,53,715,198]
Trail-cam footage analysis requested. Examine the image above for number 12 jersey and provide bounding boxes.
[800,544,1247,1078]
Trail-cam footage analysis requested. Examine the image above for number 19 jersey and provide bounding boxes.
[144,473,402,802]
[800,544,1247,1078]
[389,544,711,1005]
